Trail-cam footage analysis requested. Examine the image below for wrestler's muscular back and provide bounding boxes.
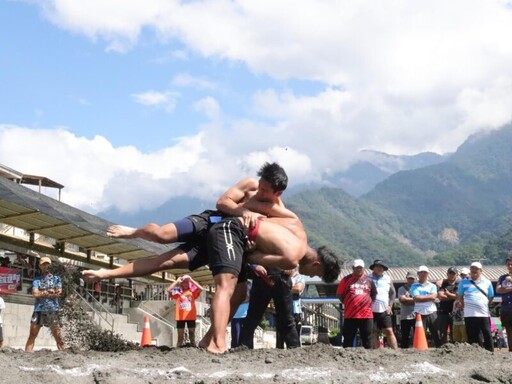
[255,217,307,259]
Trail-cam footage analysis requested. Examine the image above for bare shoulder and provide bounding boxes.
[234,177,258,192]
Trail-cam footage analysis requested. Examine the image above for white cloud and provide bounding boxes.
[38,0,512,153]
[131,90,179,111]
[193,97,220,119]
[8,1,512,213]
[172,73,216,90]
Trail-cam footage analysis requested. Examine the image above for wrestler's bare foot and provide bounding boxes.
[107,225,136,238]
[82,269,109,281]
[206,345,226,354]
[198,330,213,350]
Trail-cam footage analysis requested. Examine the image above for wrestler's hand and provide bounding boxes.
[245,239,257,252]
[250,265,274,287]
[252,265,267,277]
[242,211,263,231]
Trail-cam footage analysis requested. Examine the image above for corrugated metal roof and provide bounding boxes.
[0,177,214,285]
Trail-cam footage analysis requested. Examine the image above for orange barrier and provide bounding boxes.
[413,313,428,350]
[141,316,153,346]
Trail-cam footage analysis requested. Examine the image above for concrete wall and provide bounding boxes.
[2,302,59,350]
[1,302,143,350]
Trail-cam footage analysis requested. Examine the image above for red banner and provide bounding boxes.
[0,267,21,294]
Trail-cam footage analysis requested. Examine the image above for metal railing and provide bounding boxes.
[73,288,115,332]
[137,300,175,346]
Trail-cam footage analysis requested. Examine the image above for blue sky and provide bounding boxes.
[2,0,512,214]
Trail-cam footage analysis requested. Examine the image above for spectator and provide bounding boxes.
[112,284,122,313]
[168,275,204,347]
[25,256,65,351]
[0,294,5,348]
[336,259,377,349]
[437,267,460,344]
[456,261,494,352]
[411,265,441,347]
[93,281,101,301]
[398,271,416,348]
[498,328,508,350]
[231,281,252,349]
[451,298,468,343]
[240,266,299,350]
[368,259,398,349]
[275,268,305,349]
[459,268,470,280]
[451,267,469,343]
[496,254,512,354]
[290,268,305,345]
[14,253,34,278]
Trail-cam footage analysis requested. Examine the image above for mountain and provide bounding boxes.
[322,150,447,196]
[362,125,512,252]
[98,125,512,267]
[285,188,425,267]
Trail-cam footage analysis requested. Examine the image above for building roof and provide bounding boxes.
[0,176,214,285]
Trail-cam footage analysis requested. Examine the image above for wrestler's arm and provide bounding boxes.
[216,177,259,217]
[242,198,298,219]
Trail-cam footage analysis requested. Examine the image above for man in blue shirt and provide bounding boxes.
[411,265,442,347]
[496,255,512,353]
[25,256,65,351]
[456,261,494,352]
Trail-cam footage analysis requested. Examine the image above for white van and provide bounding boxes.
[300,325,317,345]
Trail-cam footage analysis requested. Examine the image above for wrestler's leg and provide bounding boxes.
[198,281,246,350]
[200,273,238,354]
[107,222,179,244]
[82,248,189,281]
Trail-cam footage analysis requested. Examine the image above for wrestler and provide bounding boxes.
[83,162,294,282]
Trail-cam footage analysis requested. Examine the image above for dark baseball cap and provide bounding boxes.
[447,267,458,274]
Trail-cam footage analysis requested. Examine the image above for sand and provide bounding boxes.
[1,343,511,384]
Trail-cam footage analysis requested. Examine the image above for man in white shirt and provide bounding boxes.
[410,265,441,347]
[456,261,494,351]
[368,259,398,349]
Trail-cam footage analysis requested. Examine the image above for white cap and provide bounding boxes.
[470,261,483,269]
[417,265,429,273]
[352,259,365,268]
[460,267,470,275]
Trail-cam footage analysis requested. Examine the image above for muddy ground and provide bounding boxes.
[1,343,511,384]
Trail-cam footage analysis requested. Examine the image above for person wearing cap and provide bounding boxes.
[459,267,470,280]
[336,259,377,349]
[496,253,512,354]
[397,272,416,348]
[168,274,204,347]
[410,265,442,347]
[456,261,494,352]
[368,259,398,349]
[451,267,469,343]
[436,267,460,344]
[25,256,65,351]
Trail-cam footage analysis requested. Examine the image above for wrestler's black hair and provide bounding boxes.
[317,246,342,283]
[257,162,288,192]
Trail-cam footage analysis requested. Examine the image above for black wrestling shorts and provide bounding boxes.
[207,217,246,277]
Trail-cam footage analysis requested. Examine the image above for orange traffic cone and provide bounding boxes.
[141,316,152,346]
[413,313,428,350]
